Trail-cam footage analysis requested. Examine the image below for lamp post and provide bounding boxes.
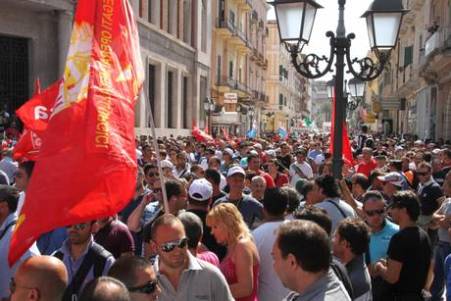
[271,0,408,178]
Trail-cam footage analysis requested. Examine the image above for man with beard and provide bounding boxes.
[53,221,115,301]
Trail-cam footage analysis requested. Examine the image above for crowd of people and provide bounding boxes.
[1,125,451,301]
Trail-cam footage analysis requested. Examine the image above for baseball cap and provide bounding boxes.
[160,160,174,169]
[189,179,213,202]
[227,166,246,177]
[254,143,262,150]
[223,148,234,157]
[377,172,403,188]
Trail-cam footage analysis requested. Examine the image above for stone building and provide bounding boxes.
[264,20,310,133]
[0,0,212,137]
[209,0,269,137]
[372,0,451,141]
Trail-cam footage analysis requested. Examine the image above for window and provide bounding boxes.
[148,64,157,126]
[404,46,413,67]
[167,70,174,128]
[217,56,222,83]
[201,1,207,52]
[229,10,235,27]
[279,94,283,110]
[229,61,233,79]
[182,76,189,128]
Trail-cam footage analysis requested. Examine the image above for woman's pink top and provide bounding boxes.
[219,255,259,301]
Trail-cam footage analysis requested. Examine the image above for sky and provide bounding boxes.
[267,0,374,80]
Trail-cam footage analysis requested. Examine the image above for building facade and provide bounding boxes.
[310,80,331,131]
[264,20,310,133]
[370,0,451,141]
[209,0,269,137]
[0,0,212,137]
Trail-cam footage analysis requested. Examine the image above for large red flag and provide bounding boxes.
[329,89,354,166]
[9,0,144,265]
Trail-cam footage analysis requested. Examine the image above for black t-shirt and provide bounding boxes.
[277,154,292,172]
[387,226,432,294]
[187,209,227,260]
[418,181,443,216]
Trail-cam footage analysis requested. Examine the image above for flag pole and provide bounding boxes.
[140,90,169,215]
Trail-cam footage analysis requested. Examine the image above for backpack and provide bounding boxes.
[54,242,112,301]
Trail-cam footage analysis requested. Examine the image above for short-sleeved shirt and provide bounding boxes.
[282,269,351,301]
[253,221,290,301]
[346,255,371,300]
[315,198,356,233]
[368,219,399,264]
[156,252,234,301]
[387,226,432,295]
[417,179,443,216]
[214,193,263,229]
[94,219,135,258]
[356,160,377,177]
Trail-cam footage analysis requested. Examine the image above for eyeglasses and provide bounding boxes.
[9,278,35,294]
[159,238,188,253]
[67,223,90,230]
[128,280,158,295]
[147,172,159,177]
[365,209,385,217]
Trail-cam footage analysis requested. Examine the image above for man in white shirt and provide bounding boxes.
[289,148,313,187]
[252,188,290,301]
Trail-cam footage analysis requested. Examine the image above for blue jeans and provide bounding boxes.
[431,241,451,301]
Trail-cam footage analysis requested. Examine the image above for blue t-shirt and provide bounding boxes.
[369,219,399,264]
[445,254,451,300]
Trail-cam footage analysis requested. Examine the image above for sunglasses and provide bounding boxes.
[147,172,159,177]
[128,280,158,295]
[159,238,188,253]
[365,209,385,217]
[152,188,162,193]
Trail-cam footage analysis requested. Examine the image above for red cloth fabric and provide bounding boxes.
[356,159,377,177]
[274,173,289,188]
[9,0,144,265]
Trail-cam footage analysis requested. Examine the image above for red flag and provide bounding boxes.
[9,0,144,265]
[329,89,354,166]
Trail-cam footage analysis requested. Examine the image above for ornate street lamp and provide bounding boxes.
[271,0,408,178]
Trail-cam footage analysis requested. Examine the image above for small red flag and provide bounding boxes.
[329,89,354,166]
[9,0,144,265]
[12,129,42,161]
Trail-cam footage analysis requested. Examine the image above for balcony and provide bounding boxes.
[216,76,237,92]
[410,0,424,11]
[424,26,451,57]
[215,17,235,37]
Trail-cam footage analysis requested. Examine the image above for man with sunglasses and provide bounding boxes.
[108,256,160,301]
[53,221,115,301]
[362,191,399,301]
[416,162,443,233]
[150,214,233,301]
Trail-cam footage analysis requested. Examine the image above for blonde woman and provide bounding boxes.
[206,203,260,301]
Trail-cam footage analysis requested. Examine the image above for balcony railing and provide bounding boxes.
[424,26,451,57]
[216,17,236,34]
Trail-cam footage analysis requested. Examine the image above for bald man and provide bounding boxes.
[9,255,68,301]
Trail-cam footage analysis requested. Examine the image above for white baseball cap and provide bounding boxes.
[377,172,403,188]
[160,160,174,169]
[227,165,246,177]
[189,179,213,202]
